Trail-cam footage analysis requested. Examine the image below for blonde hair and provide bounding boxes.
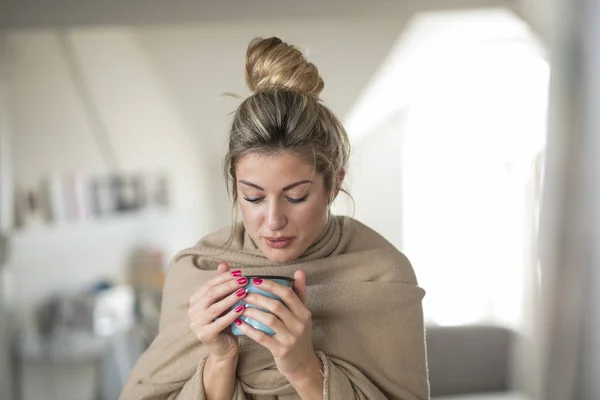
[224,37,351,244]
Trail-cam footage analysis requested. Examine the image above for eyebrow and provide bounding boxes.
[238,179,314,192]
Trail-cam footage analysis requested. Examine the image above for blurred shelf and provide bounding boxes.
[12,208,171,238]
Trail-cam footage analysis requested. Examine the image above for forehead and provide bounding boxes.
[236,152,317,182]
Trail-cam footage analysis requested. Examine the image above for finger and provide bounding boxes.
[248,278,305,316]
[189,267,246,306]
[192,275,249,312]
[243,292,298,329]
[216,262,230,274]
[190,285,249,326]
[233,318,278,351]
[193,301,247,343]
[241,307,296,341]
[293,269,307,305]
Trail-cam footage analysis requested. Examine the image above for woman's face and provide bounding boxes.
[236,152,331,264]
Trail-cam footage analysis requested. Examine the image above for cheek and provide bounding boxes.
[239,202,262,227]
[291,201,328,230]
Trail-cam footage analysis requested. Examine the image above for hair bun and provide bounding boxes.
[245,37,324,98]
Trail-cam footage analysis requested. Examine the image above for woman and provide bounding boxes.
[121,37,429,400]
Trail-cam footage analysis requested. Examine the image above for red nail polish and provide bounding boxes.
[236,288,247,297]
[234,319,242,326]
[235,304,245,313]
[252,278,263,285]
[237,277,248,285]
[231,270,242,277]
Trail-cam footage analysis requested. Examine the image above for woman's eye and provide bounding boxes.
[287,196,308,204]
[242,195,308,205]
[243,197,264,204]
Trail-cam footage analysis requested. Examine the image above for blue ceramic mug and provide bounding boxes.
[232,275,294,336]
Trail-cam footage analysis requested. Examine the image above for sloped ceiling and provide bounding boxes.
[0,0,397,27]
[0,0,542,32]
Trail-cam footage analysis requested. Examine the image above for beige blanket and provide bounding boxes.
[120,216,429,400]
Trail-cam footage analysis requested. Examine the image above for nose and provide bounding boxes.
[265,199,287,232]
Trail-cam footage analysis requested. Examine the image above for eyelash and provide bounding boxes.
[243,196,308,205]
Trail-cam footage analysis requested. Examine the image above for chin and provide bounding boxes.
[263,247,301,264]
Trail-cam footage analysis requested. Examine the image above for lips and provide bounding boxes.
[264,236,295,249]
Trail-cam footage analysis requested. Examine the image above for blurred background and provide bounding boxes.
[0,0,598,399]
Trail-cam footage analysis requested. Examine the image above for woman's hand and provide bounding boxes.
[236,269,319,377]
[188,262,249,361]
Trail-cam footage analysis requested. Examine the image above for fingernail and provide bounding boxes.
[252,278,263,285]
[237,277,248,285]
[234,319,242,326]
[235,304,245,313]
[235,288,247,297]
[231,270,242,277]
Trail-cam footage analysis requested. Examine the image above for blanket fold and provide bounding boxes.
[120,216,430,400]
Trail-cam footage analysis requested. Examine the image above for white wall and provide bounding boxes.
[6,29,215,324]
[8,32,107,185]
[6,28,218,400]
[346,110,409,249]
